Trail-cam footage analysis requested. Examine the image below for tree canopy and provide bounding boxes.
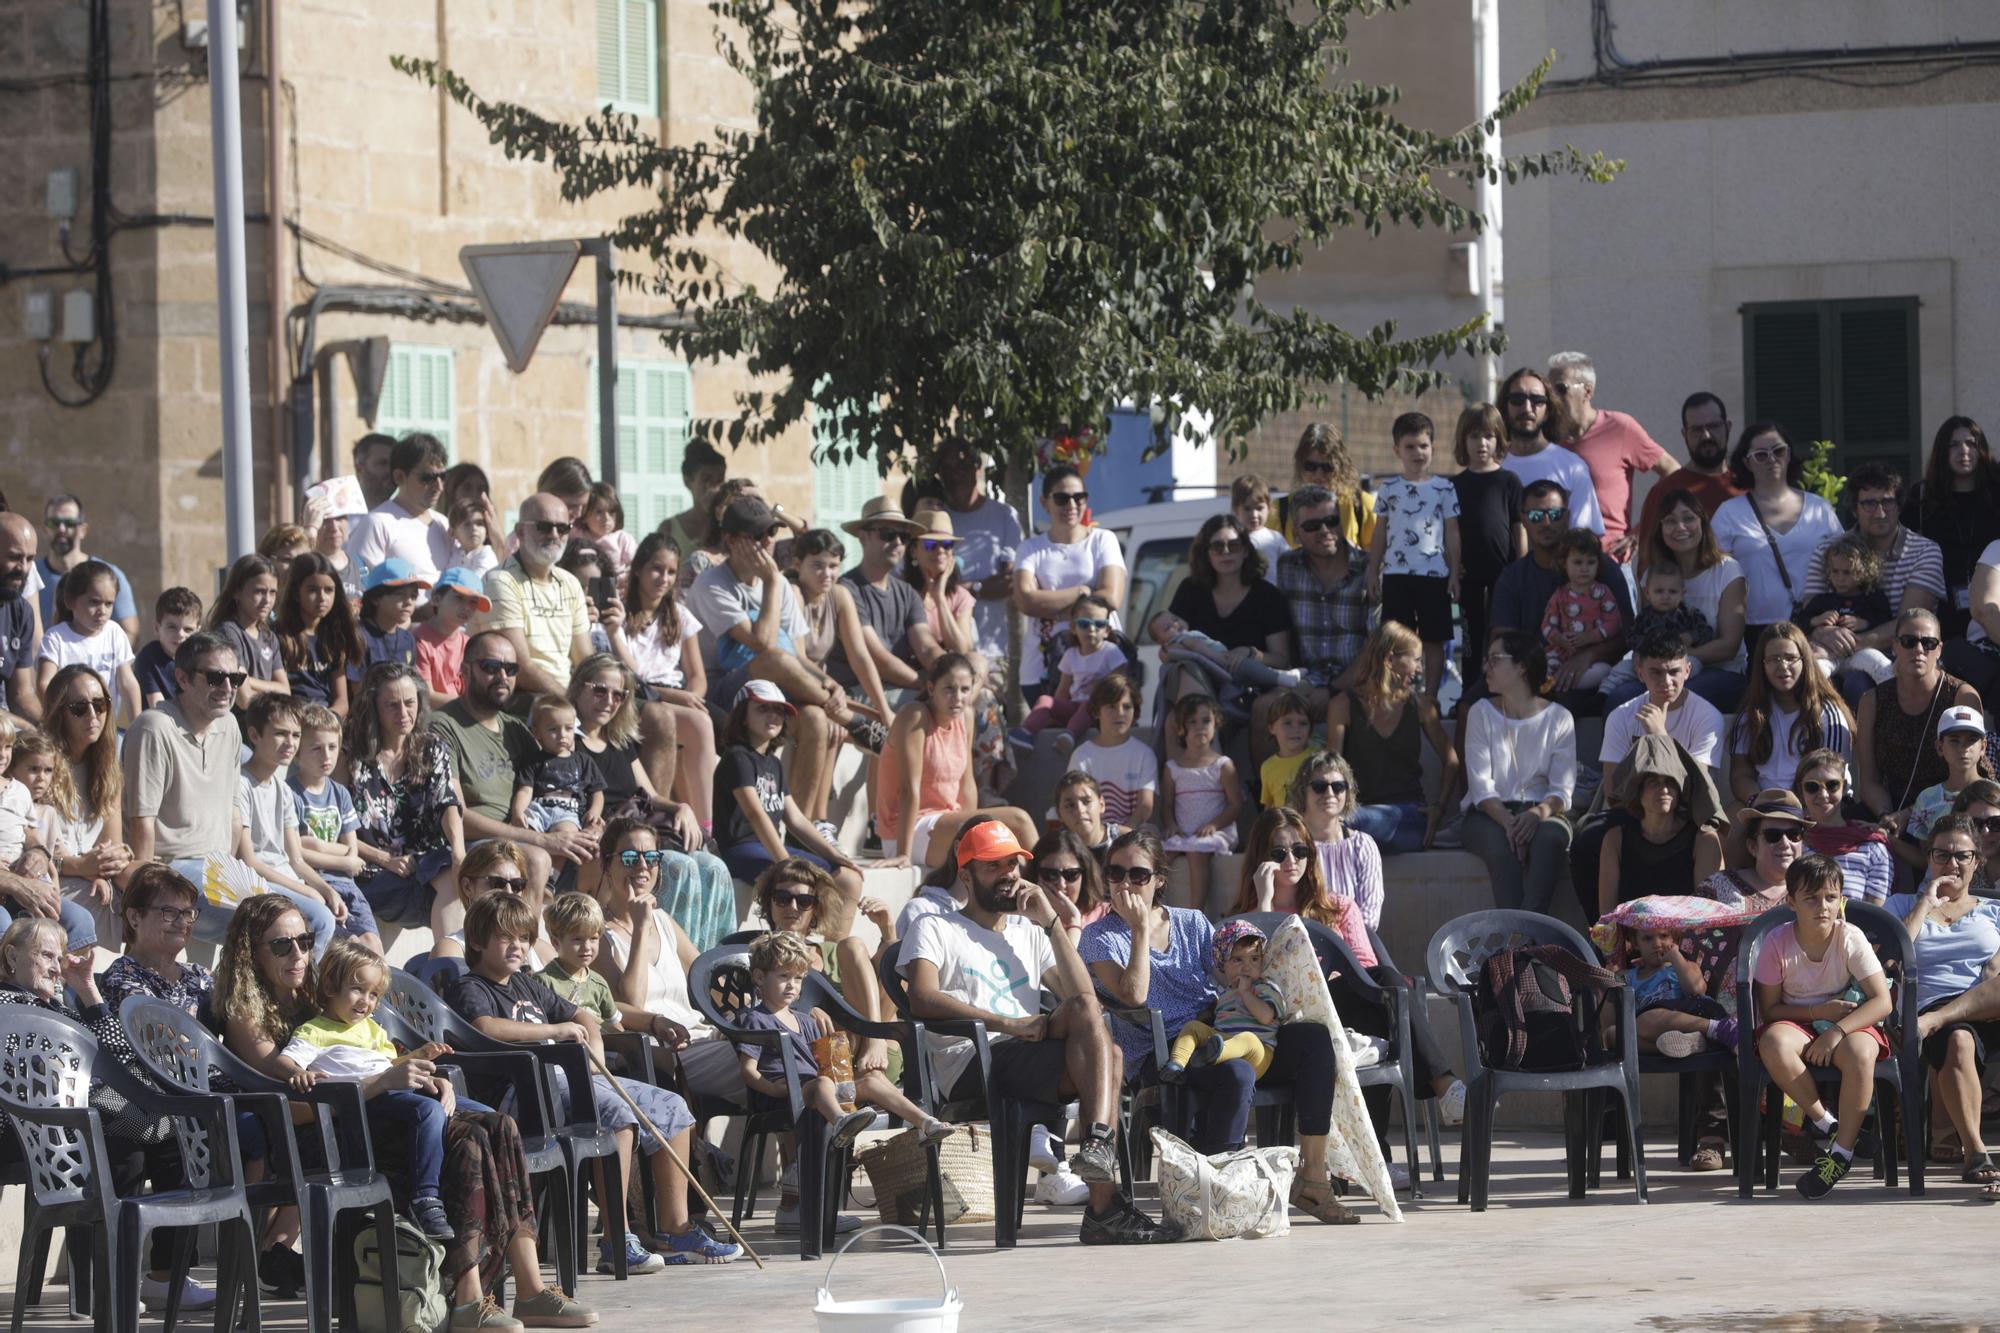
[396,0,1616,482]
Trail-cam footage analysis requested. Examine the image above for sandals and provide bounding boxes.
[1688,1139,1726,1173]
[1930,1136,1965,1166]
[1961,1152,1999,1186]
[1289,1174,1359,1225]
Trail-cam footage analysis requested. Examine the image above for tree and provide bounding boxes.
[396,0,1615,488]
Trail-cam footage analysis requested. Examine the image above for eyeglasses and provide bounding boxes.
[266,932,316,958]
[770,889,818,909]
[1307,779,1349,797]
[1897,635,1943,652]
[43,517,80,530]
[1483,653,1513,669]
[478,875,528,892]
[587,682,630,704]
[1296,515,1334,534]
[198,668,249,689]
[1208,538,1245,555]
[148,905,199,926]
[1855,497,1899,513]
[618,850,666,868]
[866,528,909,545]
[1036,865,1083,884]
[1525,507,1567,524]
[64,697,110,718]
[1103,864,1157,886]
[1748,445,1790,465]
[1930,848,1979,867]
[918,539,957,554]
[1799,778,1843,797]
[1758,826,1805,846]
[1504,392,1549,408]
[473,658,521,676]
[1264,843,1315,864]
[1073,617,1110,630]
[530,520,574,538]
[1300,460,1335,475]
[1048,491,1089,508]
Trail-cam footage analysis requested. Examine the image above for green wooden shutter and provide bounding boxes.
[595,0,658,117]
[375,343,455,452]
[590,359,690,532]
[813,401,879,531]
[1744,297,1918,476]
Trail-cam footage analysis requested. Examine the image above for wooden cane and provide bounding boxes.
[582,1044,765,1270]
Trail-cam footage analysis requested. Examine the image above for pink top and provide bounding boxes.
[1568,409,1664,547]
[413,622,466,697]
[921,585,976,640]
[878,708,968,839]
[1265,883,1378,969]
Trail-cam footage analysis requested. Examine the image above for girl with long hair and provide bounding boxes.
[343,662,465,942]
[1729,623,1854,810]
[205,553,290,712]
[1907,415,2000,638]
[277,551,362,718]
[608,531,716,822]
[38,663,131,941]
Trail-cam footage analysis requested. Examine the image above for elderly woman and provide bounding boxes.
[1891,815,2000,1193]
[1080,828,1357,1223]
[1459,629,1576,911]
[1597,744,1724,915]
[344,661,467,940]
[212,896,577,1325]
[1796,748,1896,906]
[1147,512,1297,716]
[1712,422,1844,651]
[1704,789,1809,907]
[1326,620,1460,855]
[1855,608,1985,822]
[1609,490,1750,709]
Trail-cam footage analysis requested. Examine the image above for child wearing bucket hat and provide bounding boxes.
[1158,920,1284,1083]
[1902,705,1991,854]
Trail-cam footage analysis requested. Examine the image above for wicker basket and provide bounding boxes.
[852,1125,995,1227]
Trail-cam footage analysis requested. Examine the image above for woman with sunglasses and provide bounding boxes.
[1012,464,1128,700]
[1705,789,1809,908]
[1457,628,1576,911]
[1030,828,1107,938]
[1287,750,1382,928]
[748,857,903,1084]
[1795,748,1894,905]
[427,841,531,966]
[903,507,1013,800]
[1949,779,2000,897]
[40,663,132,942]
[1712,423,1844,652]
[1615,490,1750,709]
[1278,422,1376,550]
[1855,608,1984,823]
[345,662,467,943]
[1146,512,1297,726]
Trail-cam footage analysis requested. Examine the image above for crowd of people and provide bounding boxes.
[1,346,1999,1317]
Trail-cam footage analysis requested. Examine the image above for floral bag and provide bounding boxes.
[1151,1127,1297,1241]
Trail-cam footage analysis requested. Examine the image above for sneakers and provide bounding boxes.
[654,1227,741,1265]
[1710,1017,1739,1049]
[813,819,841,846]
[774,1202,864,1234]
[411,1194,455,1240]
[1028,1124,1064,1175]
[1071,1134,1119,1185]
[1796,1149,1853,1199]
[258,1243,305,1299]
[1079,1198,1174,1245]
[1035,1164,1091,1206]
[1007,725,1036,753]
[597,1233,665,1275]
[844,715,888,753]
[140,1275,217,1312]
[513,1288,598,1327]
[1269,667,1305,688]
[1436,1079,1467,1128]
[828,1107,878,1152]
[1655,1030,1708,1059]
[1386,1161,1411,1192]
[452,1295,524,1330]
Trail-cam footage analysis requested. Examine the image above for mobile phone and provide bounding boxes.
[588,575,617,609]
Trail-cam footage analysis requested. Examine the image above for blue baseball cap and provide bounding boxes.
[362,558,433,593]
[430,566,491,612]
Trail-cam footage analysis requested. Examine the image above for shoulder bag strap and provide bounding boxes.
[1744,492,1796,599]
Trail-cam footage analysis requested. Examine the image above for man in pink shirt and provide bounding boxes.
[1546,351,1679,565]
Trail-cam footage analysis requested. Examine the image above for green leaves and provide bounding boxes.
[396,0,1613,477]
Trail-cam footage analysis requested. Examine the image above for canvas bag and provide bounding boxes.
[1151,1127,1297,1241]
[353,1215,448,1333]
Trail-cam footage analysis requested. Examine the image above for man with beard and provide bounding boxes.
[1545,351,1677,566]
[1489,480,1635,698]
[35,494,138,645]
[352,431,398,512]
[0,514,42,729]
[900,820,1166,1244]
[475,492,592,698]
[1636,393,1747,538]
[429,630,565,920]
[929,436,1023,662]
[1497,367,1603,537]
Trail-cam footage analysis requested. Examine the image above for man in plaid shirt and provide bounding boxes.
[1254,484,1370,764]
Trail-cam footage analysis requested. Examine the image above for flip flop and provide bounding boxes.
[1982,1180,2000,1203]
[1961,1154,1998,1185]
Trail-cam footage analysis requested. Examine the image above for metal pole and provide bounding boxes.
[585,238,619,489]
[1472,0,1502,404]
[208,0,256,558]
[264,0,292,517]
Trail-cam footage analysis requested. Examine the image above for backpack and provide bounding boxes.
[353,1214,448,1333]
[1472,945,1618,1072]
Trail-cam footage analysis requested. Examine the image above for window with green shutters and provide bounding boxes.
[375,343,455,452]
[596,0,659,117]
[1742,297,1920,477]
[590,359,692,534]
[812,402,881,531]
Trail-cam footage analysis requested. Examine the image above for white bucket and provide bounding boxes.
[811,1224,963,1333]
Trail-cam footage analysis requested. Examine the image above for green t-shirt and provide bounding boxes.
[539,960,619,1028]
[429,699,531,822]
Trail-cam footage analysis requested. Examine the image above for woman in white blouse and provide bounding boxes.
[1459,630,1577,911]
[1712,423,1843,650]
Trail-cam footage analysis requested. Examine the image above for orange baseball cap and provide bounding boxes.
[955,821,1029,867]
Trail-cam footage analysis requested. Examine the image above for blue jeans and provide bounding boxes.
[0,896,98,951]
[1344,802,1427,855]
[720,840,829,882]
[174,857,337,958]
[371,1089,450,1200]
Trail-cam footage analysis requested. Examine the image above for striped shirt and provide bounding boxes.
[1800,526,1946,608]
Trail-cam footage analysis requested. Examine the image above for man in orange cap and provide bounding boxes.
[899,820,1170,1244]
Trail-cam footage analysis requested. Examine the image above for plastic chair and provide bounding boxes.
[1596,924,1741,1176]
[1733,901,1924,1198]
[0,1005,263,1333]
[120,998,404,1333]
[1425,909,1647,1212]
[1368,923,1446,1186]
[686,944,912,1259]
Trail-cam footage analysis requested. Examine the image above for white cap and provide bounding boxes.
[1939,705,1986,738]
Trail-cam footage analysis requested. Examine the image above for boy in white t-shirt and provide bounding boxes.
[236,696,375,951]
[1069,675,1157,827]
[1598,629,1723,791]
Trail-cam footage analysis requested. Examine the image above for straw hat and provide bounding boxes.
[910,510,957,541]
[1731,788,1814,832]
[839,496,922,538]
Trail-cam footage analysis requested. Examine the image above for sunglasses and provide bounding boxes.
[1748,445,1791,465]
[1073,617,1111,630]
[770,889,818,909]
[1296,516,1334,535]
[198,668,249,689]
[1103,865,1157,885]
[479,875,528,892]
[1307,779,1349,797]
[867,528,909,544]
[1300,460,1335,475]
[64,697,110,718]
[587,681,630,704]
[1525,507,1567,524]
[1047,491,1089,508]
[1972,816,2000,835]
[267,932,316,958]
[1265,843,1315,864]
[1036,865,1083,884]
[43,517,80,530]
[618,850,666,868]
[1897,635,1943,652]
[473,658,521,676]
[1504,392,1549,408]
[1799,779,1843,797]
[415,469,446,485]
[530,520,574,538]
[918,538,957,554]
[1929,848,1979,867]
[1208,538,1245,555]
[1758,826,1804,846]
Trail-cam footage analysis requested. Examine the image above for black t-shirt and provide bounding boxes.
[134,641,177,706]
[446,968,579,1108]
[713,743,785,849]
[1166,578,1294,653]
[515,750,606,819]
[1451,468,1524,580]
[585,736,645,807]
[0,596,31,714]
[1904,482,2000,597]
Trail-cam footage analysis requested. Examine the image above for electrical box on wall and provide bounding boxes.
[45,169,77,220]
[60,290,94,344]
[21,291,54,342]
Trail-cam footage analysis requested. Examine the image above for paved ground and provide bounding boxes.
[8,1133,1995,1332]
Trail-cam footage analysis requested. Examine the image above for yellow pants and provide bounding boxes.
[1169,1021,1274,1077]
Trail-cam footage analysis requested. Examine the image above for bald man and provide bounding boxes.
[0,514,42,728]
[473,492,592,698]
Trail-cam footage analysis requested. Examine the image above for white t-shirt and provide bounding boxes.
[0,778,32,864]
[1016,527,1126,688]
[901,909,1055,1095]
[1711,493,1844,625]
[1970,538,2000,646]
[1599,690,1724,773]
[279,1032,394,1081]
[346,499,455,586]
[624,604,691,689]
[238,770,300,880]
[685,563,810,673]
[1503,446,1603,536]
[38,620,133,681]
[1680,556,1747,672]
[1729,700,1853,794]
[942,496,1024,660]
[1247,526,1289,583]
[1057,642,1126,696]
[1070,736,1158,826]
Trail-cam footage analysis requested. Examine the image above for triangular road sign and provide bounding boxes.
[459,240,584,373]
